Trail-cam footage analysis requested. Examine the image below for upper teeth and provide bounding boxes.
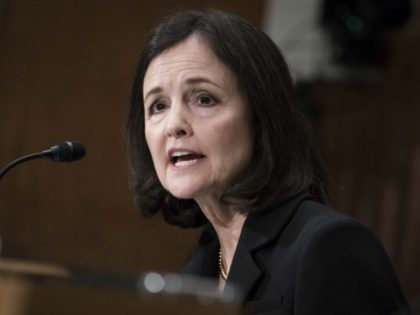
[171,151,191,157]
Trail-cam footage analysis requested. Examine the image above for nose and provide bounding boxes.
[165,104,193,138]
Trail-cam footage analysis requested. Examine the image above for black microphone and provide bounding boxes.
[45,141,86,162]
[0,141,86,182]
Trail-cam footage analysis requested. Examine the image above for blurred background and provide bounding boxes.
[0,0,419,303]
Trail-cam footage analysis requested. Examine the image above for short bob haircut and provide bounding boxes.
[126,9,329,228]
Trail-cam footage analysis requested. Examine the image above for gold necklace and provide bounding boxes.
[218,248,228,281]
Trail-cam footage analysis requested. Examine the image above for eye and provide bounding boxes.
[195,93,218,107]
[149,101,167,115]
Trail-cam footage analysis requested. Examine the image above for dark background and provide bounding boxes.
[0,0,419,302]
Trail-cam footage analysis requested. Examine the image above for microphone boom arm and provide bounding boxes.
[0,151,50,181]
[0,141,86,182]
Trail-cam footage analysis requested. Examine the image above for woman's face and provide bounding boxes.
[143,35,253,201]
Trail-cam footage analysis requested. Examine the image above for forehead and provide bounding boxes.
[143,36,233,93]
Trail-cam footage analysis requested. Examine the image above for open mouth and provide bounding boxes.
[170,151,205,168]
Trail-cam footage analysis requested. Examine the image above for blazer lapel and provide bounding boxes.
[227,237,262,299]
[227,193,311,300]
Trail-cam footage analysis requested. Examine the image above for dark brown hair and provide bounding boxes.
[126,9,329,228]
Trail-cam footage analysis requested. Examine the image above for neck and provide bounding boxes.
[196,195,247,276]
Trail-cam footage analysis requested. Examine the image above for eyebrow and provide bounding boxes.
[185,77,222,89]
[144,76,222,102]
[144,86,163,103]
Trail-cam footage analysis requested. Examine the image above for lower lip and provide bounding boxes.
[169,157,205,170]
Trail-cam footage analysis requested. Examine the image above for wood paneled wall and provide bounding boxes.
[1,0,419,302]
[313,19,420,299]
[0,0,264,272]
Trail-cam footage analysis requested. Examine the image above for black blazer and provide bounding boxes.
[182,193,409,315]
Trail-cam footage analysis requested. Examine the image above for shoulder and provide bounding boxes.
[292,200,389,275]
[265,198,376,255]
[249,198,409,314]
[287,200,398,283]
[290,200,377,248]
[245,196,380,260]
[286,200,409,314]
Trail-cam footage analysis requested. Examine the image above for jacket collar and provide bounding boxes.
[182,192,311,299]
[238,192,311,252]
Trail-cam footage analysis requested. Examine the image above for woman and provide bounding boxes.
[126,9,409,314]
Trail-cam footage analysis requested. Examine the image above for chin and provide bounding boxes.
[169,191,197,201]
[163,177,206,200]
[166,185,198,200]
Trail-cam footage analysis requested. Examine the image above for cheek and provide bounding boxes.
[212,120,253,168]
[144,130,153,157]
[231,122,253,169]
[145,132,168,188]
[145,130,162,167]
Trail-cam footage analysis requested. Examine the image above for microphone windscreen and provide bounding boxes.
[52,141,86,162]
[68,141,86,161]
